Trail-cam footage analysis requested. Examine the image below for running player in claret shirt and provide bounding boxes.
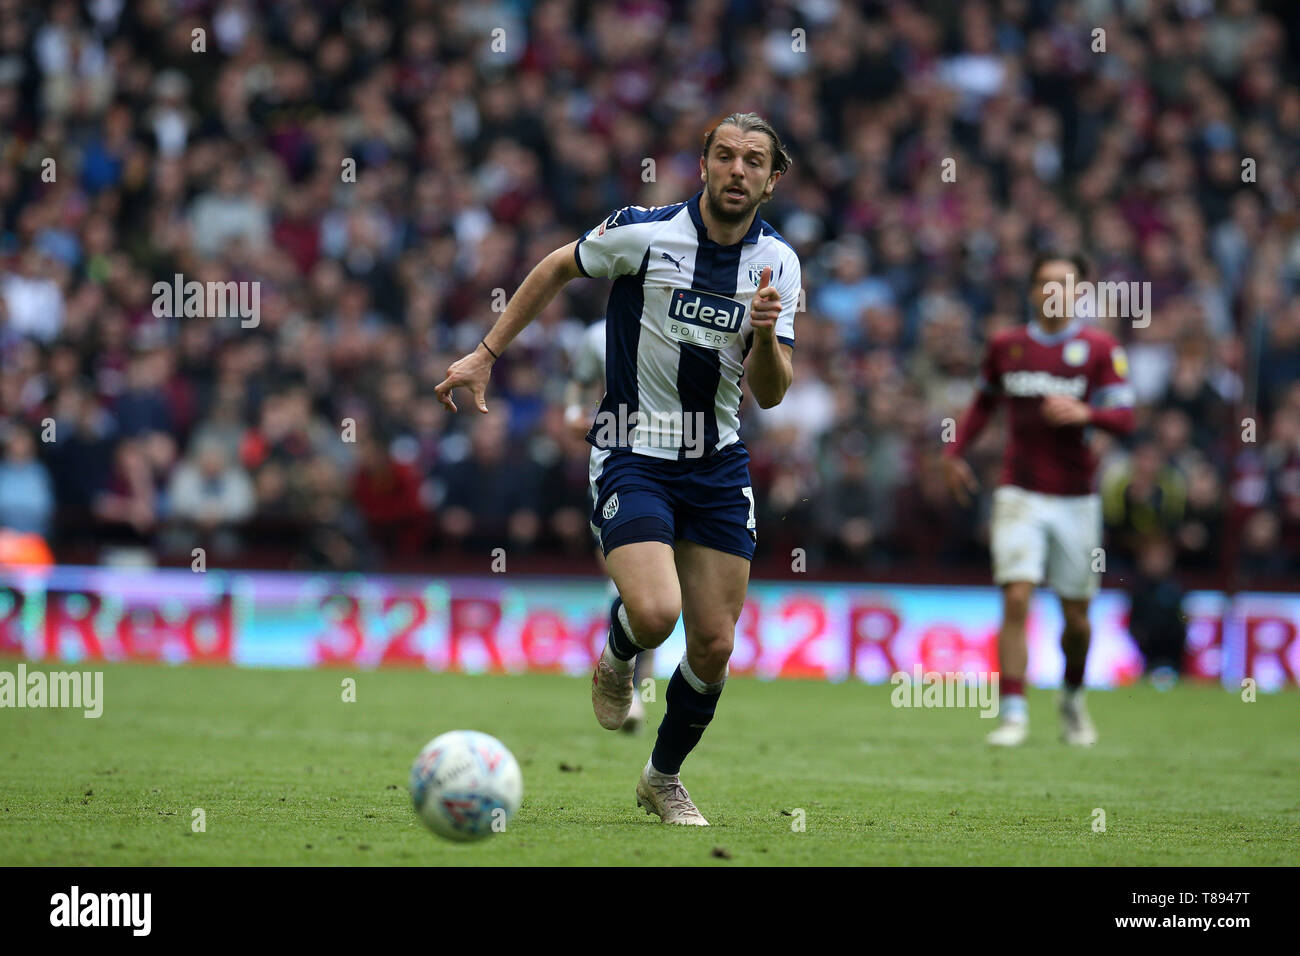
[942,253,1136,747]
[437,113,800,823]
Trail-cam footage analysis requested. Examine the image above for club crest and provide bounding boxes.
[1063,340,1090,367]
[747,261,775,287]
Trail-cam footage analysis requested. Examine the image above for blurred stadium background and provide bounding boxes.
[1,0,1299,688]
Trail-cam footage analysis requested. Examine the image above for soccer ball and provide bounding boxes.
[410,730,523,842]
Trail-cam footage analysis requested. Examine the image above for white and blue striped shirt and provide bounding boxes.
[575,191,800,460]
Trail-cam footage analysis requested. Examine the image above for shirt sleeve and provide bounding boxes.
[574,208,656,279]
[1090,341,1135,409]
[975,335,1002,396]
[774,254,800,348]
[946,337,1000,458]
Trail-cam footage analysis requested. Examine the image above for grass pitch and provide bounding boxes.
[1,662,1297,866]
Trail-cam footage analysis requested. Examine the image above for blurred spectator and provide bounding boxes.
[1102,442,1188,567]
[813,238,894,329]
[352,434,425,557]
[1240,510,1291,578]
[114,349,173,438]
[891,450,984,567]
[166,436,254,548]
[531,405,594,555]
[188,164,270,259]
[94,437,158,543]
[816,432,884,565]
[2,251,65,343]
[439,413,542,553]
[1175,461,1224,571]
[1260,405,1300,567]
[299,455,376,572]
[0,424,54,535]
[41,385,115,526]
[1127,534,1187,688]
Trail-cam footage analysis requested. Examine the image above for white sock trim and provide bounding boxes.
[617,603,646,651]
[679,654,726,694]
[601,642,634,673]
[645,757,675,781]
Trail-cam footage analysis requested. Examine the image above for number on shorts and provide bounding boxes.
[742,486,756,529]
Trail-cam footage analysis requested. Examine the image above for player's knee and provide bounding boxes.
[623,598,680,647]
[689,643,733,682]
[688,622,735,669]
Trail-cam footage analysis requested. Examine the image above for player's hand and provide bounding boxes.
[435,346,494,413]
[1041,394,1092,427]
[750,267,781,341]
[942,455,979,507]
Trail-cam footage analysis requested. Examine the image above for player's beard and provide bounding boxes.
[703,178,763,225]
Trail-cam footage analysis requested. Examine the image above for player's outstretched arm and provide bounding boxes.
[941,331,1004,506]
[942,387,997,506]
[435,240,584,413]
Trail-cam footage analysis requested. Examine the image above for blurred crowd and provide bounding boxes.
[1,0,1299,583]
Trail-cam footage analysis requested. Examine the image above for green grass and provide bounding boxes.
[1,661,1297,865]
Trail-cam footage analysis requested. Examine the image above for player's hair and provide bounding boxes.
[702,112,793,176]
[1031,250,1090,283]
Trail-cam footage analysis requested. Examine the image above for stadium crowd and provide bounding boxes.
[1,0,1299,585]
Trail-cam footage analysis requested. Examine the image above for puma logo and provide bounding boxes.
[661,251,685,273]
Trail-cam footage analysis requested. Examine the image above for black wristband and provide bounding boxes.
[480,338,500,360]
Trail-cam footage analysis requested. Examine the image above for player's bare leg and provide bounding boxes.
[594,548,651,733]
[593,542,679,730]
[988,580,1033,746]
[1058,597,1097,745]
[634,540,748,825]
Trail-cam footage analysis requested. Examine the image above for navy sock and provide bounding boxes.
[607,597,640,661]
[651,662,724,775]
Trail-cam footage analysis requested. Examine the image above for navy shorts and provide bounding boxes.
[589,443,757,560]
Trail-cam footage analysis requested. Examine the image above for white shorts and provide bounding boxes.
[990,485,1101,600]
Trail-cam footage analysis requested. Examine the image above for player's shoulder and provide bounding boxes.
[1075,323,1122,349]
[1076,324,1130,379]
[600,201,689,232]
[1076,325,1128,367]
[757,220,799,259]
[756,221,801,284]
[986,325,1027,351]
